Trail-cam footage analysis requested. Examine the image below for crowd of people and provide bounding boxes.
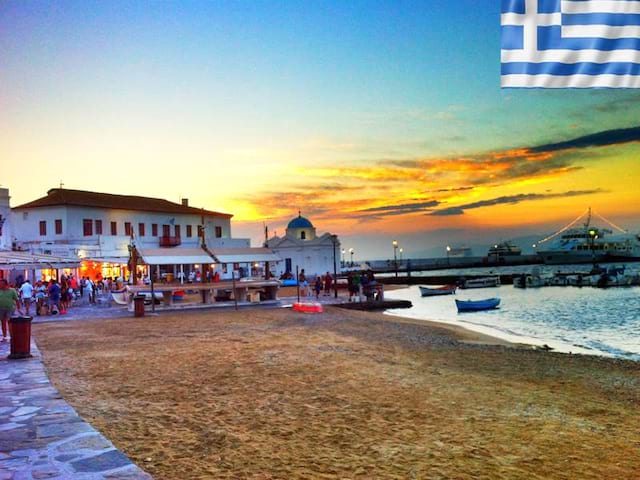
[295,270,334,299]
[0,273,127,329]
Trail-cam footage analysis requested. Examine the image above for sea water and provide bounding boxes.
[385,284,640,361]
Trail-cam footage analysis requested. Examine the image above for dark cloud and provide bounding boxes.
[431,207,464,216]
[429,189,606,216]
[530,126,640,153]
[358,200,440,216]
[428,186,474,193]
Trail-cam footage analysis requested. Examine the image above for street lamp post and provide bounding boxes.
[341,249,345,268]
[392,240,398,277]
[331,235,338,299]
[588,229,598,268]
[446,245,451,267]
[349,248,354,267]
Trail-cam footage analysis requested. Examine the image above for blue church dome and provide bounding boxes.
[287,213,314,229]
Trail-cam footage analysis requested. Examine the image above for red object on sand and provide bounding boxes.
[292,302,323,313]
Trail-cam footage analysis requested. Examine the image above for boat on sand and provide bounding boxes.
[419,285,457,297]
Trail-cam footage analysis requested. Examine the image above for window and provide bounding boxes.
[300,231,306,240]
[39,220,47,236]
[124,222,132,236]
[197,225,203,238]
[152,223,158,236]
[186,225,192,237]
[0,215,3,236]
[215,226,222,238]
[174,225,181,238]
[162,224,170,236]
[83,219,93,237]
[55,219,62,235]
[138,223,145,237]
[111,221,117,235]
[95,219,103,235]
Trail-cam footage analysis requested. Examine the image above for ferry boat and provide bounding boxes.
[536,209,640,265]
[488,241,522,259]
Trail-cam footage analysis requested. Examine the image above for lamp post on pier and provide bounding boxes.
[341,249,345,268]
[588,229,598,268]
[331,235,338,299]
[446,245,451,267]
[392,240,398,277]
[349,248,354,267]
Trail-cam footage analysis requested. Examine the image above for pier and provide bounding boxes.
[366,254,542,274]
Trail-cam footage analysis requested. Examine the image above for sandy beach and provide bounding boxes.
[34,307,640,480]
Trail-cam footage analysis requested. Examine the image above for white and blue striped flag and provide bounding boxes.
[501,0,640,88]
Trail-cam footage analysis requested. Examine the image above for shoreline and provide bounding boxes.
[384,310,602,358]
[383,285,635,361]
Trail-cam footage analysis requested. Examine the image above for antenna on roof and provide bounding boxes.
[59,181,64,189]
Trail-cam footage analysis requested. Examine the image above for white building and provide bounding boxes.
[266,213,340,279]
[11,188,276,281]
[0,188,12,251]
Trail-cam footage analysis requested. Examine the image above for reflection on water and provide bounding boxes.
[385,284,640,361]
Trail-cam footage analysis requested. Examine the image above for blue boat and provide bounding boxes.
[455,297,501,312]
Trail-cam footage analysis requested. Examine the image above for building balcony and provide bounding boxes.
[159,235,181,247]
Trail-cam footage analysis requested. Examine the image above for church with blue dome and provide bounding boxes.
[267,212,341,278]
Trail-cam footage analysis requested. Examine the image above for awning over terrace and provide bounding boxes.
[211,248,281,264]
[0,250,81,270]
[136,247,215,266]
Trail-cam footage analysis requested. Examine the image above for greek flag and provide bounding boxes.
[502,0,640,88]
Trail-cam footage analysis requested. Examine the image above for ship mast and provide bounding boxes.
[583,207,592,229]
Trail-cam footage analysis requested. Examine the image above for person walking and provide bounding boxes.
[86,277,95,305]
[0,279,22,341]
[19,279,34,315]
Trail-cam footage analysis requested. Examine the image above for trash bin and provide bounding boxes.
[133,295,146,317]
[8,316,33,360]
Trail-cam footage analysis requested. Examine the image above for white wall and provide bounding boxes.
[272,245,340,279]
[0,188,12,250]
[12,205,241,256]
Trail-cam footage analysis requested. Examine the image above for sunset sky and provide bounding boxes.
[1,0,639,259]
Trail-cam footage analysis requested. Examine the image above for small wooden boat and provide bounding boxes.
[419,285,457,297]
[110,288,129,305]
[460,276,501,289]
[455,297,501,312]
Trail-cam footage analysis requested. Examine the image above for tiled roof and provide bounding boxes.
[13,188,232,218]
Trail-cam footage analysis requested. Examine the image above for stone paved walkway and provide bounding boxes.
[0,338,152,479]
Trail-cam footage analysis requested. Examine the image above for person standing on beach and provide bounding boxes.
[324,272,333,296]
[314,276,322,299]
[19,279,34,315]
[0,279,22,340]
